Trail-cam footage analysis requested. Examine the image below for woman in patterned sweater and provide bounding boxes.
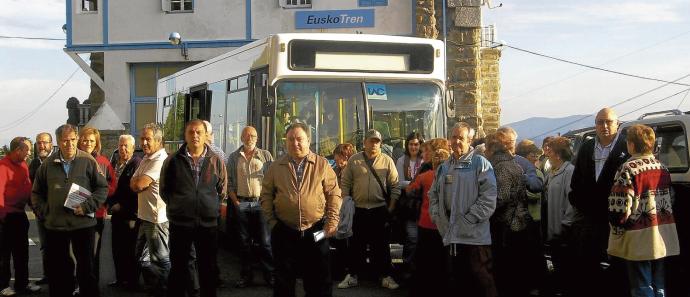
[608,124,679,297]
[485,130,531,297]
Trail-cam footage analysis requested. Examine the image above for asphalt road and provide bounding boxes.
[16,213,408,297]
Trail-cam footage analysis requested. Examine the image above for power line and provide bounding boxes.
[502,29,690,103]
[676,89,690,109]
[493,41,690,87]
[0,68,79,132]
[621,88,690,118]
[525,73,690,139]
[0,35,65,41]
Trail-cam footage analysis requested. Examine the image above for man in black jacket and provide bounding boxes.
[568,107,629,296]
[161,119,227,297]
[106,134,142,289]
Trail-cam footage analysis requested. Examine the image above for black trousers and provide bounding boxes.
[94,217,104,281]
[0,212,30,290]
[271,221,332,297]
[349,206,393,278]
[410,226,447,297]
[47,226,98,297]
[111,215,139,285]
[168,224,217,297]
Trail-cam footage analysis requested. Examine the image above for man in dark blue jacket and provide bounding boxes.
[106,134,142,289]
[161,119,227,297]
[568,107,629,297]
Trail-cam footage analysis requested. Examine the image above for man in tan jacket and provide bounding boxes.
[260,122,341,297]
[338,129,401,290]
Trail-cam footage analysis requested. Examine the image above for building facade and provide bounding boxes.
[66,0,419,136]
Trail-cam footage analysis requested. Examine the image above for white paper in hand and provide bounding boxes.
[65,183,95,217]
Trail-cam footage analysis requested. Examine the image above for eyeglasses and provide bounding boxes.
[596,119,616,126]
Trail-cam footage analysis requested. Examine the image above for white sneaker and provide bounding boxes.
[0,287,16,297]
[381,276,399,289]
[337,274,358,289]
[23,283,42,293]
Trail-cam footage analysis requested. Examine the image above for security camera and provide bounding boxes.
[169,32,181,45]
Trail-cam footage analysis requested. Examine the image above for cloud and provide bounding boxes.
[0,0,67,49]
[493,1,684,28]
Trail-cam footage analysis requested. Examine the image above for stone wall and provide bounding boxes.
[481,48,501,134]
[415,0,502,137]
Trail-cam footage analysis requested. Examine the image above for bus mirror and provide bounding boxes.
[445,87,455,118]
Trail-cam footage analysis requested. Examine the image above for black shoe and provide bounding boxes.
[35,277,48,285]
[235,278,252,288]
[108,281,122,287]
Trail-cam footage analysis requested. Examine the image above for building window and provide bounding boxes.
[82,0,97,12]
[163,0,193,12]
[282,0,311,8]
[358,0,387,6]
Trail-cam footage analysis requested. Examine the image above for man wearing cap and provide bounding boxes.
[339,129,401,290]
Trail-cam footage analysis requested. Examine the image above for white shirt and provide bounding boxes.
[133,148,168,223]
[594,133,619,181]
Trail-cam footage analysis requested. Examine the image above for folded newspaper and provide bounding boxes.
[64,183,95,218]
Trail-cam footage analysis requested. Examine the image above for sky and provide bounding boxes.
[2,0,690,146]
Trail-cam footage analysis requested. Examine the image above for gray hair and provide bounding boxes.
[142,123,163,142]
[451,122,473,136]
[119,134,135,145]
[203,120,213,134]
[55,124,78,139]
[36,132,52,142]
[497,126,517,138]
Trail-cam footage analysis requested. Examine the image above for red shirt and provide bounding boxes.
[406,169,436,230]
[94,154,117,218]
[0,156,31,219]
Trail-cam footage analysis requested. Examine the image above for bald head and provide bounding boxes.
[241,126,258,151]
[595,107,620,145]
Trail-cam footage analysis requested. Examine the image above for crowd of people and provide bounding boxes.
[0,106,682,297]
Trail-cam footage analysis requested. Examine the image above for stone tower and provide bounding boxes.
[416,0,502,136]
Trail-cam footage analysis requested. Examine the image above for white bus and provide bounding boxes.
[156,33,447,161]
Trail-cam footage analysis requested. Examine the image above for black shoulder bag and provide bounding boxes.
[364,159,390,203]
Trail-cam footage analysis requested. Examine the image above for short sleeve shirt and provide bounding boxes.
[133,148,168,223]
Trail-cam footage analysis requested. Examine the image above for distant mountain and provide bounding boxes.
[505,114,593,144]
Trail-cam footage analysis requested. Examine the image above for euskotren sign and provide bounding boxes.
[295,9,375,29]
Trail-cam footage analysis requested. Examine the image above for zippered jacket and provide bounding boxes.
[160,144,227,227]
[429,148,497,246]
[31,150,108,231]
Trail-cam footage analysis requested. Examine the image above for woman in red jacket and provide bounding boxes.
[78,127,117,284]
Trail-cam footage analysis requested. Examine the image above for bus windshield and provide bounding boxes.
[275,81,442,159]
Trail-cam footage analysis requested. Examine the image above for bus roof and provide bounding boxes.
[157,33,445,98]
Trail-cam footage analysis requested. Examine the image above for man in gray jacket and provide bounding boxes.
[429,122,498,297]
[32,124,108,297]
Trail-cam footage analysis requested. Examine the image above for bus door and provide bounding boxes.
[249,67,274,152]
[185,84,211,122]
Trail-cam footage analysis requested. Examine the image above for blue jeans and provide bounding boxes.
[136,221,170,294]
[626,259,665,297]
[235,200,274,278]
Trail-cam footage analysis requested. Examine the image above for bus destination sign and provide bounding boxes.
[295,9,375,29]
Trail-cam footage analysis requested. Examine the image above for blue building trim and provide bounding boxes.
[411,0,416,36]
[65,39,253,52]
[245,0,252,40]
[66,0,72,47]
[103,0,109,45]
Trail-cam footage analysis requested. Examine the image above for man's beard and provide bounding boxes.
[38,150,50,158]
